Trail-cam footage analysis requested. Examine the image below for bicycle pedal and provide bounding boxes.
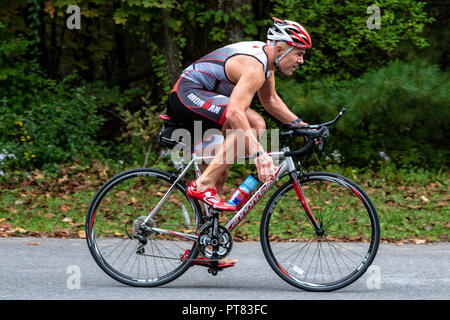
[208,268,222,276]
[193,259,237,270]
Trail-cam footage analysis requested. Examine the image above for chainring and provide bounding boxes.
[198,225,233,259]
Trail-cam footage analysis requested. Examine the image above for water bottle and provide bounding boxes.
[227,174,259,208]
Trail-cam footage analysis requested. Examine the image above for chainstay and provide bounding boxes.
[135,216,228,262]
[138,252,224,262]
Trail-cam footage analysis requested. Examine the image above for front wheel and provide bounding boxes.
[260,172,380,292]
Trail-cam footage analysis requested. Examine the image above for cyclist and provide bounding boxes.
[167,17,312,211]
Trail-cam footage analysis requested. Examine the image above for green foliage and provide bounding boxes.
[277,60,450,170]
[0,72,107,171]
[115,96,163,166]
[271,0,434,81]
[0,0,447,172]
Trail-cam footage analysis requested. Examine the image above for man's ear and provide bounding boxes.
[275,42,288,55]
[275,43,283,54]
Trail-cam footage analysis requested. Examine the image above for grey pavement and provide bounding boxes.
[0,237,449,300]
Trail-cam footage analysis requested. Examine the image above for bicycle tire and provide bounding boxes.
[260,172,380,292]
[86,168,204,287]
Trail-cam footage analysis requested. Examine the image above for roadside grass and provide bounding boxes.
[0,161,448,243]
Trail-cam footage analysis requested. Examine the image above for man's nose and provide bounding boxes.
[298,57,304,64]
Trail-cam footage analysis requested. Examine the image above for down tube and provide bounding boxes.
[224,161,288,233]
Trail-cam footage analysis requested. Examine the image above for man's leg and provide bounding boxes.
[198,163,228,196]
[196,108,266,192]
[190,109,265,266]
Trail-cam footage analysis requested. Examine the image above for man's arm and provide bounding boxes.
[225,59,267,154]
[258,72,304,124]
[224,57,276,183]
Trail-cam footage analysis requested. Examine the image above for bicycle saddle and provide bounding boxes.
[157,115,184,148]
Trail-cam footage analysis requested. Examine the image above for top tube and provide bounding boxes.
[191,150,287,163]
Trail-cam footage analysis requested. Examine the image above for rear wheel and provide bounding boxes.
[260,172,380,291]
[86,168,204,287]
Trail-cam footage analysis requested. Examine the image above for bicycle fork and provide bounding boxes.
[286,158,324,236]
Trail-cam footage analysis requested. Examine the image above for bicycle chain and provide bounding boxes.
[134,219,230,262]
[137,251,224,262]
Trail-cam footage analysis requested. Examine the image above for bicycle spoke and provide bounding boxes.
[149,241,160,277]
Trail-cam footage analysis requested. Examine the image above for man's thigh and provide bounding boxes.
[221,107,266,138]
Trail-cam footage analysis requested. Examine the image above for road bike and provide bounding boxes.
[85,109,380,292]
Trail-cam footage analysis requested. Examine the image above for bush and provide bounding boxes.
[0,73,109,172]
[276,60,450,170]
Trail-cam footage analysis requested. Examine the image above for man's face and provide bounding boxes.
[278,46,306,75]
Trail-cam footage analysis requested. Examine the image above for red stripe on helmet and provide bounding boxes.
[296,26,312,46]
[289,30,310,48]
[272,17,283,23]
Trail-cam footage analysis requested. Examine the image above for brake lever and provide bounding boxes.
[318,139,326,153]
[317,127,328,156]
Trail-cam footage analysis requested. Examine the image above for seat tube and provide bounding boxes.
[192,154,201,178]
[192,154,212,217]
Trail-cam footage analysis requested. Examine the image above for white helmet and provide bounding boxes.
[267,17,312,70]
[267,17,312,48]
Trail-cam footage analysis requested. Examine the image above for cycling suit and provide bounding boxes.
[167,41,273,133]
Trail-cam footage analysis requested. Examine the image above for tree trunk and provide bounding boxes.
[162,9,181,86]
[219,0,252,43]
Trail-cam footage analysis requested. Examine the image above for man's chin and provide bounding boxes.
[281,69,295,76]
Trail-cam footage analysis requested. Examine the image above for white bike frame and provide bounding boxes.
[145,148,318,242]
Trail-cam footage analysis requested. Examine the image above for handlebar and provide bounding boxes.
[304,108,346,129]
[281,108,346,158]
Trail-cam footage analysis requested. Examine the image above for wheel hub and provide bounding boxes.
[133,216,156,239]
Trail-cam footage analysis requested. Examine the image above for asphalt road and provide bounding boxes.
[0,237,449,300]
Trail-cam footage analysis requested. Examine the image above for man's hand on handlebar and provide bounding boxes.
[281,109,345,157]
[287,118,321,145]
[255,152,276,184]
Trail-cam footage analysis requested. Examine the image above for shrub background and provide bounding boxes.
[0,0,448,173]
[276,60,450,169]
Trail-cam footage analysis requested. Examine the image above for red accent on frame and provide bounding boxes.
[225,162,287,233]
[292,178,318,223]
